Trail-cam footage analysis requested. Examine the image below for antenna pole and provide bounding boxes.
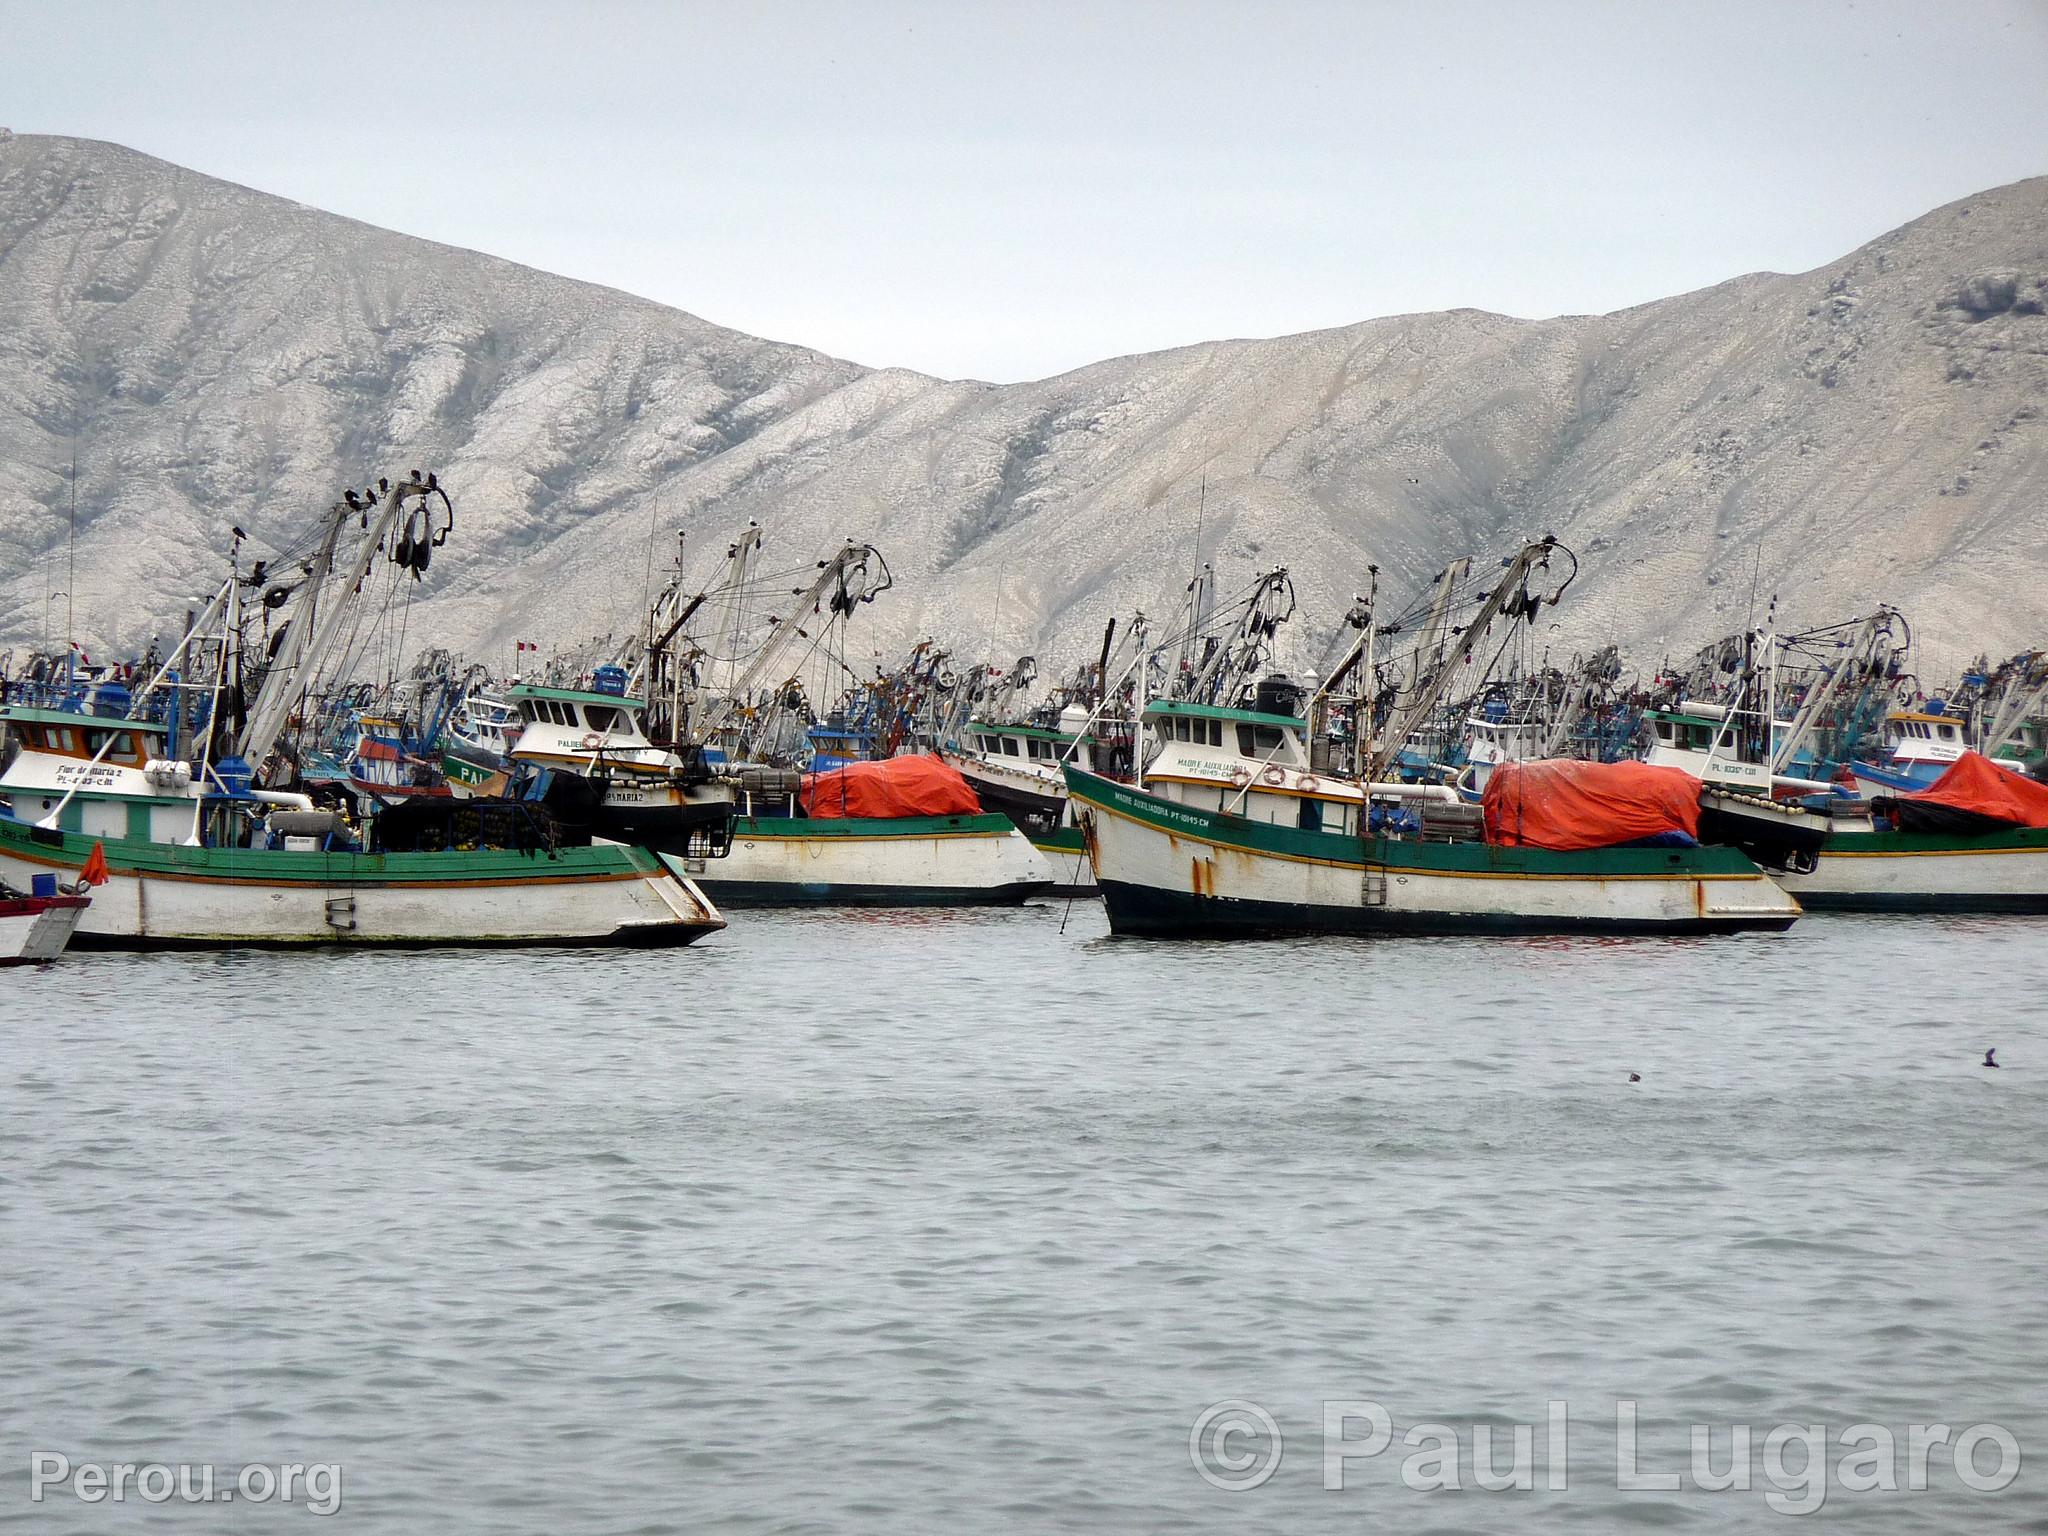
[66,437,77,653]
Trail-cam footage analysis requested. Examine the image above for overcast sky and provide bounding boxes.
[7,0,2046,381]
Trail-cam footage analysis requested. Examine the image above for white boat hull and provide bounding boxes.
[0,827,724,948]
[675,816,1054,906]
[1777,827,2048,912]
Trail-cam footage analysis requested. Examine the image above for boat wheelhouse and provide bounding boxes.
[1846,708,2013,795]
[441,688,523,795]
[805,717,879,771]
[1640,702,1778,794]
[1455,711,1546,798]
[506,674,735,860]
[0,706,195,843]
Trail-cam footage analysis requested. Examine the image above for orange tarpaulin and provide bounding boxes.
[80,842,111,886]
[1482,759,1702,851]
[1898,751,2048,829]
[800,754,984,820]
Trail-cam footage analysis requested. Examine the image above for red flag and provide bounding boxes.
[80,842,111,887]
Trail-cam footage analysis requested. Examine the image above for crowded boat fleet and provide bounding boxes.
[4,472,2047,961]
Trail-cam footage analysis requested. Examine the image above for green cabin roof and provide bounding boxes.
[966,720,1081,744]
[1143,698,1304,731]
[507,683,646,710]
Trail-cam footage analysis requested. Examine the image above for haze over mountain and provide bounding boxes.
[2,130,2043,682]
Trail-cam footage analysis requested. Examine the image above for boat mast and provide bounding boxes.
[1979,654,2048,761]
[1305,571,1376,774]
[1365,539,1558,784]
[689,540,888,750]
[187,573,241,843]
[236,478,450,771]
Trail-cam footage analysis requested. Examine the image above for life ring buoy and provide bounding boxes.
[1299,773,1320,794]
[1228,764,1254,788]
[1260,765,1286,787]
[580,733,603,751]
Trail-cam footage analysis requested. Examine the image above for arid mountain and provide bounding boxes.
[2,130,2043,680]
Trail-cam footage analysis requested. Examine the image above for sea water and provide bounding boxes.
[1,906,2042,1531]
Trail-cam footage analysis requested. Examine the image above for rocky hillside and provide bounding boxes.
[2,131,2043,678]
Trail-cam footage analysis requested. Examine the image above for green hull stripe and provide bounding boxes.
[1063,768,1762,878]
[1820,827,2048,855]
[0,813,657,883]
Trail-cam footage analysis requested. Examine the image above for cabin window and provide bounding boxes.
[1236,724,1286,755]
[83,728,134,761]
[585,706,619,734]
[1299,797,1324,832]
[1209,720,1223,746]
[1003,738,1019,757]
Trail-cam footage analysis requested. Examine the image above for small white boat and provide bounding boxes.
[0,886,90,965]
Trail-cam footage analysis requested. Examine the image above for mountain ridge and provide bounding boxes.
[2,131,2043,681]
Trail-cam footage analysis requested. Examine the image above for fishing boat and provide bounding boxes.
[1847,708,1983,796]
[0,878,90,964]
[506,668,734,859]
[0,476,727,949]
[1775,752,2048,912]
[441,685,523,796]
[343,711,449,801]
[1632,635,1832,871]
[1066,540,1801,938]
[687,754,1051,906]
[1066,703,1799,937]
